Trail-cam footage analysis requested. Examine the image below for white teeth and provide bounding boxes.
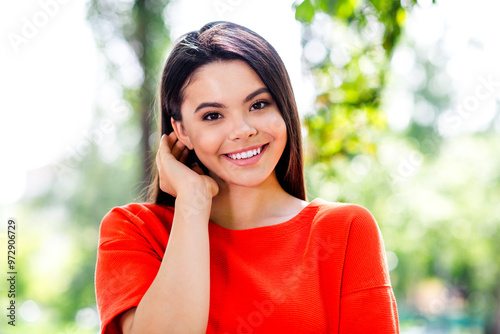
[227,146,264,160]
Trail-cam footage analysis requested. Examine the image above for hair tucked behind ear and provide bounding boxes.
[146,21,305,206]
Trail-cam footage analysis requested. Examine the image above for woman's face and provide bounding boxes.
[172,60,287,188]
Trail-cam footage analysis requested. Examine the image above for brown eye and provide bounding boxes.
[203,112,222,121]
[250,101,268,111]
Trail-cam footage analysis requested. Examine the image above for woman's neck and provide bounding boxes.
[208,172,307,230]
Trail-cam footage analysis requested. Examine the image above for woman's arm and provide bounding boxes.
[339,205,399,333]
[120,134,218,334]
[122,190,212,334]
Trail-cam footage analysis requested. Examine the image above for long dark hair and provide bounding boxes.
[147,21,305,205]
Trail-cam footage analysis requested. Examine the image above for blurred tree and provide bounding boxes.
[294,0,500,332]
[1,1,174,332]
[294,0,416,162]
[87,0,172,183]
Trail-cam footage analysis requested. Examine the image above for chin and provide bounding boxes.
[208,169,271,189]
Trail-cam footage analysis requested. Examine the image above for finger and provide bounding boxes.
[170,138,187,158]
[160,133,170,147]
[158,134,172,161]
[202,175,219,197]
[156,135,177,196]
[191,162,204,175]
[155,143,163,173]
[166,132,178,147]
[179,146,189,164]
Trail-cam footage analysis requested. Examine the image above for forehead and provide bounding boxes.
[183,60,266,102]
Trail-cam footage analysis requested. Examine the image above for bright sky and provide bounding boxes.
[388,0,500,133]
[1,0,499,208]
[0,1,98,204]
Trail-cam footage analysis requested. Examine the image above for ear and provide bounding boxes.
[171,117,194,150]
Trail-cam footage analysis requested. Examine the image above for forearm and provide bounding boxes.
[129,194,211,334]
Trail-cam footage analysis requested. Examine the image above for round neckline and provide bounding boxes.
[208,198,323,237]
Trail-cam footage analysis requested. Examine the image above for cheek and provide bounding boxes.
[190,129,222,159]
[267,112,287,142]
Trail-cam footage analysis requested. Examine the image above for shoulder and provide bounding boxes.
[312,198,377,227]
[99,202,175,243]
[102,202,174,223]
[310,198,381,243]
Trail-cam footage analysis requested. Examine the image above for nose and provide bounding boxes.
[229,114,257,141]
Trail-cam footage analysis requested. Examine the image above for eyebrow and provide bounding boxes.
[244,87,269,103]
[194,102,226,113]
[194,87,269,113]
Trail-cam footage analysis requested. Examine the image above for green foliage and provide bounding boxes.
[296,0,500,330]
[297,0,412,165]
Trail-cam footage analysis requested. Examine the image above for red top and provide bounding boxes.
[95,198,399,333]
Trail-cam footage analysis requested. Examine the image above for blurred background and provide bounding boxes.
[1,0,499,332]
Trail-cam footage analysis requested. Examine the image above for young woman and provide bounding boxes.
[95,21,399,334]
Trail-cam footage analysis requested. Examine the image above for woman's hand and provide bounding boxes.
[156,132,219,200]
[122,132,215,334]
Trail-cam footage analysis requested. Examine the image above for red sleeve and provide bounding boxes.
[95,204,171,334]
[339,205,399,333]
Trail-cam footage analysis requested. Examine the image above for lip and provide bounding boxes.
[222,144,268,166]
[223,144,267,156]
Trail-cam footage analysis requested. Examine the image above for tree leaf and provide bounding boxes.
[295,0,315,23]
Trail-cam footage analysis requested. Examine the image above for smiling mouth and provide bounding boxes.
[224,144,268,160]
